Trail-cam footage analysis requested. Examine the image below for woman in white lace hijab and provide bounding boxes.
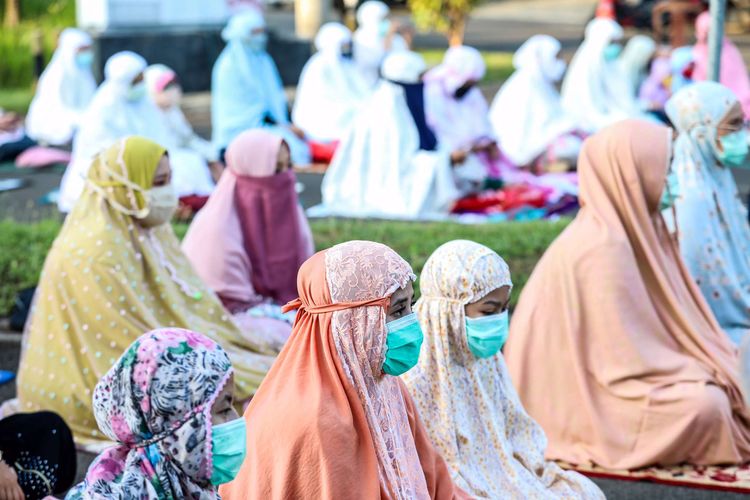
[403,240,604,499]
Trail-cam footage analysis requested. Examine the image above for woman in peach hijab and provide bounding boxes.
[183,129,314,351]
[220,240,468,499]
[505,120,750,469]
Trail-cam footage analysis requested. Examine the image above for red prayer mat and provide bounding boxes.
[557,461,750,493]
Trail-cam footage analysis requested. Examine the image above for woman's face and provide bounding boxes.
[464,286,511,319]
[275,142,292,173]
[152,155,172,187]
[386,282,415,322]
[210,374,240,425]
[716,102,745,151]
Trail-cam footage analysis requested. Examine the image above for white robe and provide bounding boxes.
[312,79,459,219]
[560,18,642,132]
[293,23,371,142]
[25,29,96,146]
[490,35,581,166]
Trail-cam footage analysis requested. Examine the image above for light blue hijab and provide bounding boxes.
[211,10,310,164]
[665,81,750,345]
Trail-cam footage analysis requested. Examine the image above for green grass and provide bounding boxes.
[0,88,34,114]
[418,49,514,83]
[0,217,568,315]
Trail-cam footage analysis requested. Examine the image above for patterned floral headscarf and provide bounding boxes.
[67,328,233,499]
[403,240,603,499]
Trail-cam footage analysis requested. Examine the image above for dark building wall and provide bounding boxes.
[90,26,311,91]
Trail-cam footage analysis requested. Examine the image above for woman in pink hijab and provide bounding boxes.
[183,129,314,351]
[693,10,750,117]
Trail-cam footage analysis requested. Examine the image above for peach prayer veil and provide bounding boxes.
[505,120,750,469]
[220,240,468,499]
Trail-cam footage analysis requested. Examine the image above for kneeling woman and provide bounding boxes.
[403,240,603,498]
[67,328,246,498]
[220,241,469,499]
[15,137,276,448]
[505,120,750,468]
[183,129,314,350]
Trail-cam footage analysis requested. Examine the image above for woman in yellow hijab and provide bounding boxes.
[14,136,276,448]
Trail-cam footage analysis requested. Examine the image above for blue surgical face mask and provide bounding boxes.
[76,50,94,68]
[243,33,268,53]
[659,167,680,211]
[382,312,423,376]
[715,129,749,167]
[603,43,622,62]
[210,417,247,485]
[126,82,147,102]
[379,19,391,37]
[465,311,509,358]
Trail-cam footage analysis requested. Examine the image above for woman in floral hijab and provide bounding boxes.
[67,328,244,499]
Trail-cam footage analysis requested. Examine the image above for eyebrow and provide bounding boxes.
[482,300,503,307]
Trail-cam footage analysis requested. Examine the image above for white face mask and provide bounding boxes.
[126,81,147,102]
[138,184,178,227]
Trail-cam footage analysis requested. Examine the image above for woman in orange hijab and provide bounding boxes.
[505,120,750,469]
[220,240,468,499]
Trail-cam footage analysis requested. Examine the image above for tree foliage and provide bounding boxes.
[408,0,481,46]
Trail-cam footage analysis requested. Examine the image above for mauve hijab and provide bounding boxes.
[183,129,314,313]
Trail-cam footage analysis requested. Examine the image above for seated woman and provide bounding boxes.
[353,0,405,89]
[693,11,750,117]
[59,51,215,212]
[490,35,583,173]
[25,28,96,146]
[212,10,310,165]
[665,82,750,345]
[561,18,644,132]
[145,63,223,192]
[292,23,371,149]
[219,241,469,499]
[67,328,246,498]
[183,129,314,348]
[0,411,76,500]
[15,136,276,449]
[315,51,468,219]
[403,240,604,499]
[505,120,750,469]
[424,46,501,184]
